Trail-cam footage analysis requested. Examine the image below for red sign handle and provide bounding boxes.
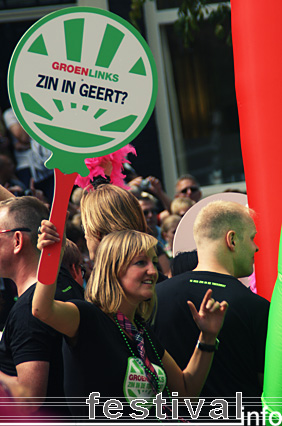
[37,168,78,285]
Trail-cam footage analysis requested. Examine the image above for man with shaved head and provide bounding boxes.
[153,200,269,419]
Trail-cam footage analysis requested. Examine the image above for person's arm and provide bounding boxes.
[0,361,49,414]
[146,176,172,213]
[162,289,228,397]
[32,220,80,338]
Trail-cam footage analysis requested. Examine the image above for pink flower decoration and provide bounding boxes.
[75,145,136,190]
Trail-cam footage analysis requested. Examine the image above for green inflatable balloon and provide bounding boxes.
[262,226,282,425]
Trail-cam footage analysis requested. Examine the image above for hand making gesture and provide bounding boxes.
[188,289,228,342]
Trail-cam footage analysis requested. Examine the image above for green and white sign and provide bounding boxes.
[123,357,166,408]
[8,7,157,175]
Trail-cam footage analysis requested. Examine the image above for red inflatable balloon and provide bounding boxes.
[231,0,282,301]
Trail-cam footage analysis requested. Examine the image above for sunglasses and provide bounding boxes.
[0,227,31,234]
[180,186,199,194]
[143,209,158,217]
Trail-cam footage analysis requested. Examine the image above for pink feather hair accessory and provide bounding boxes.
[74,144,136,190]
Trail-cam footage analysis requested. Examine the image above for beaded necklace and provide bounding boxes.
[114,314,160,393]
[113,314,185,422]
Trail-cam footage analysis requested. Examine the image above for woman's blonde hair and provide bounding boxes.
[80,185,147,240]
[85,229,158,321]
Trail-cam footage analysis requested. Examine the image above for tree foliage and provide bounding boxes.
[129,0,231,48]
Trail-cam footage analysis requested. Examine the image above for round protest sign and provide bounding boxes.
[8,6,157,176]
[8,6,157,284]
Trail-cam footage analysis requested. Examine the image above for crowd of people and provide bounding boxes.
[0,107,54,203]
[0,111,270,423]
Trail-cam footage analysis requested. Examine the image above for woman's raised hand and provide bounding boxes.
[37,220,61,250]
[187,289,228,340]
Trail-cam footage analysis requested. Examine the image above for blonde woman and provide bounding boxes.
[80,183,147,259]
[33,225,227,421]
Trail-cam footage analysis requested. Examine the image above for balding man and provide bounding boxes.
[153,201,269,418]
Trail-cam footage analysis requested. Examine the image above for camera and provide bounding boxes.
[139,178,151,191]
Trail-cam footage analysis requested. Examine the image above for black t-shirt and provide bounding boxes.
[0,284,66,414]
[56,266,84,301]
[153,271,269,400]
[0,278,17,330]
[63,300,167,422]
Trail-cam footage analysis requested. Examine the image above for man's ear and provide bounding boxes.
[226,230,236,251]
[69,263,78,281]
[13,231,24,254]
